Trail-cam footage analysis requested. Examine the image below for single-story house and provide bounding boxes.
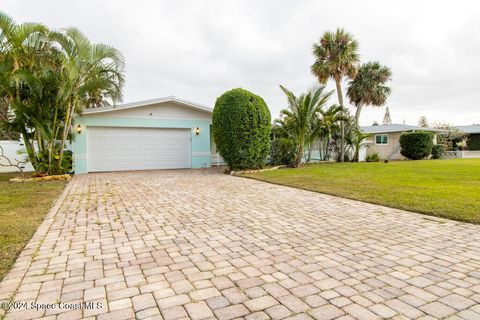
[72,96,220,174]
[361,123,446,160]
[455,125,480,150]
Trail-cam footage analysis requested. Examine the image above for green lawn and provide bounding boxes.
[244,159,480,223]
[0,173,66,281]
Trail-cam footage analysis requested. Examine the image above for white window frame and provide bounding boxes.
[375,134,389,145]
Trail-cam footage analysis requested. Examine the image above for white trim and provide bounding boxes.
[375,134,389,145]
[83,96,212,115]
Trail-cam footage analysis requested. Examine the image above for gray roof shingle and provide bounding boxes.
[361,123,447,134]
[455,125,480,134]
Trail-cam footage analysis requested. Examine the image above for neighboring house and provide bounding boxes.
[455,125,480,150]
[72,96,220,174]
[361,124,446,160]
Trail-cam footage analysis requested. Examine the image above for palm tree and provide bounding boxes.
[347,61,392,126]
[0,11,125,174]
[311,28,360,162]
[0,11,49,170]
[317,105,346,161]
[50,28,125,168]
[276,85,332,167]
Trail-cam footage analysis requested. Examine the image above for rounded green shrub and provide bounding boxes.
[431,144,446,159]
[399,131,434,160]
[212,88,271,170]
[270,138,296,166]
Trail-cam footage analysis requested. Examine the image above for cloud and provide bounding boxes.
[3,0,480,125]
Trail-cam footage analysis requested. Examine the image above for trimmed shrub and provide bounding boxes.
[270,138,296,166]
[366,152,380,162]
[212,88,271,170]
[399,131,434,160]
[431,144,446,159]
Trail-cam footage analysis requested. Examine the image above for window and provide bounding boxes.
[375,134,388,145]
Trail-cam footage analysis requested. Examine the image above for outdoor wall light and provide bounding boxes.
[195,127,200,135]
[76,124,82,134]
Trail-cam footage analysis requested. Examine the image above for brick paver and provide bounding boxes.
[1,169,480,319]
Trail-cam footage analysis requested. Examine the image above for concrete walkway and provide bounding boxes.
[1,169,479,320]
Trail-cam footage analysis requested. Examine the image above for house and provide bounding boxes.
[361,124,446,160]
[455,125,480,150]
[72,96,219,174]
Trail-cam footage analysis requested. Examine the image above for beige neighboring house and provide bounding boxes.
[361,124,446,160]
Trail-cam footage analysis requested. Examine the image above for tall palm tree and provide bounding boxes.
[50,28,125,167]
[276,85,332,167]
[347,61,392,126]
[311,28,360,162]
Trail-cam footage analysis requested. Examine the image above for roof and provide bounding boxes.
[82,96,212,115]
[455,125,480,134]
[361,123,447,134]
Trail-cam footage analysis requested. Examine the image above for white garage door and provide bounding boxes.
[87,127,191,172]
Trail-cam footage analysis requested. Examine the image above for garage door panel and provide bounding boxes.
[87,127,191,172]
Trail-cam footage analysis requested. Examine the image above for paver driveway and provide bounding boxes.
[1,169,480,320]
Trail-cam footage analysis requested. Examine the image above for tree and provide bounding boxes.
[0,97,19,140]
[347,61,392,126]
[0,11,125,174]
[434,123,466,150]
[383,106,392,125]
[418,116,428,128]
[0,11,49,171]
[311,28,360,162]
[212,88,271,171]
[317,105,346,161]
[276,85,332,167]
[51,28,125,168]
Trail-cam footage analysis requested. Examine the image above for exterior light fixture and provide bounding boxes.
[76,124,82,134]
[195,127,200,135]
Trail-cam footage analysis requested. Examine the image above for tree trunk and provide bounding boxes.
[57,100,74,172]
[354,104,363,127]
[20,130,37,171]
[334,77,345,162]
[294,145,304,168]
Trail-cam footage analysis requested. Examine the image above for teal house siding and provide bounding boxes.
[72,97,213,174]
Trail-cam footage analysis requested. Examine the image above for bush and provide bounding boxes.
[270,138,296,166]
[366,152,380,162]
[431,144,446,159]
[212,88,271,170]
[399,131,434,160]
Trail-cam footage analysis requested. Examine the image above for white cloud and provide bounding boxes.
[3,0,480,125]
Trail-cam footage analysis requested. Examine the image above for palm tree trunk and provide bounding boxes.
[334,78,345,162]
[57,101,74,171]
[294,145,304,167]
[20,130,37,171]
[355,104,363,126]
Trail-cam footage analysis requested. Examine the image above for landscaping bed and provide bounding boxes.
[0,172,67,281]
[243,159,480,223]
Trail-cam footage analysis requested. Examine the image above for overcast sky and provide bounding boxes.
[3,0,480,126]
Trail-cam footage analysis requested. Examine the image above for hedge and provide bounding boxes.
[212,88,271,170]
[399,131,434,160]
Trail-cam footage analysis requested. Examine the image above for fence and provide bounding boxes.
[0,140,33,173]
[443,150,480,159]
[0,140,72,173]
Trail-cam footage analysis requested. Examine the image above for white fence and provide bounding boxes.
[443,150,480,159]
[0,140,34,173]
[0,140,72,173]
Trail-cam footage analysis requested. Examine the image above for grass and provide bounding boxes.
[0,172,66,281]
[244,159,480,223]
